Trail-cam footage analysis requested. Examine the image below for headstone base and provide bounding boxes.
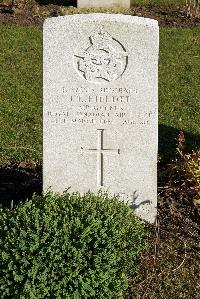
[77,0,130,8]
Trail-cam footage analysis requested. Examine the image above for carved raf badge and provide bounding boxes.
[74,27,128,83]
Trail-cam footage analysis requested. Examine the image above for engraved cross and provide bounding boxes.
[81,129,120,187]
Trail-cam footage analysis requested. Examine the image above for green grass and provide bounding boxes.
[159,27,200,158]
[0,25,200,162]
[0,26,42,162]
[160,27,200,131]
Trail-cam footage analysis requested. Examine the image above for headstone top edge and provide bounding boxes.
[43,14,158,29]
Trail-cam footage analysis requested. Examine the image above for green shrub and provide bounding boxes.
[0,191,146,298]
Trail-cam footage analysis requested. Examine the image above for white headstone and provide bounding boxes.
[77,0,130,8]
[43,14,159,223]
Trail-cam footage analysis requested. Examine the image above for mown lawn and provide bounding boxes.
[0,26,42,162]
[159,26,200,158]
[0,25,200,162]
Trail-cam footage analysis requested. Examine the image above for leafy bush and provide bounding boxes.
[0,191,146,298]
[159,131,200,204]
[176,131,200,203]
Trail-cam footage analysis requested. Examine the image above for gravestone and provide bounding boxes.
[43,14,159,223]
[77,0,130,8]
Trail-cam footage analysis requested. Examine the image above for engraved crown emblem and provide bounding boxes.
[74,27,128,83]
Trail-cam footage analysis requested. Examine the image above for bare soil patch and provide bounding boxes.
[0,3,199,28]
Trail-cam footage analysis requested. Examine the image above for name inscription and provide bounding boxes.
[47,86,156,126]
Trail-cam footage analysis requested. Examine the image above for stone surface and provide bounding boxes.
[77,0,130,8]
[43,14,159,223]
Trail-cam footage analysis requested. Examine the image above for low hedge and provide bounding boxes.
[0,191,146,298]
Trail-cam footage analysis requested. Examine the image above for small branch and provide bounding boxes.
[172,241,187,272]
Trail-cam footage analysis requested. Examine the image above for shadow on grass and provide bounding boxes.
[0,163,42,209]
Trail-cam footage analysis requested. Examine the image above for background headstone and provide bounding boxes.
[77,0,130,8]
[43,14,159,223]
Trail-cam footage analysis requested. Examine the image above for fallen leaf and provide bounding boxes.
[193,199,200,205]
